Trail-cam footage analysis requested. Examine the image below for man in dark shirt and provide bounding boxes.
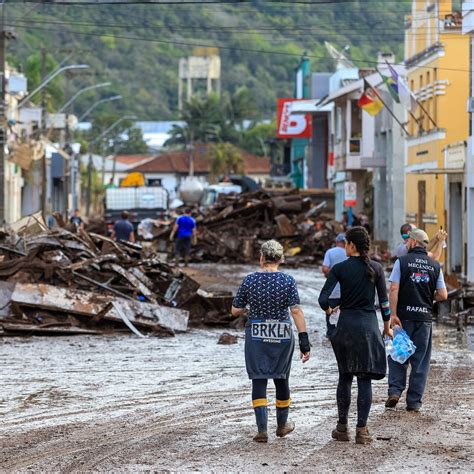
[70,209,84,232]
[112,211,135,242]
[386,228,447,412]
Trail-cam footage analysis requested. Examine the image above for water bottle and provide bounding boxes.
[384,336,393,353]
[389,326,416,364]
[329,308,340,326]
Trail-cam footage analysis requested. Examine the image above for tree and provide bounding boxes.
[164,89,258,148]
[117,128,149,155]
[240,121,276,156]
[208,142,244,181]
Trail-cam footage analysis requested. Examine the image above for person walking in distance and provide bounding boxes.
[111,210,135,242]
[318,227,392,444]
[386,228,448,412]
[170,208,196,267]
[231,240,310,443]
[321,233,348,337]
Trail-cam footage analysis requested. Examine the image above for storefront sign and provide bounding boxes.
[344,181,357,207]
[445,142,466,170]
[276,99,312,138]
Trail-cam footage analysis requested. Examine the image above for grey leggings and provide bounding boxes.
[337,373,372,427]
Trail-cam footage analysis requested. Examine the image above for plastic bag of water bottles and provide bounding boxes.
[384,326,416,364]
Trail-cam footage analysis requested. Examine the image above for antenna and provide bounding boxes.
[324,41,356,70]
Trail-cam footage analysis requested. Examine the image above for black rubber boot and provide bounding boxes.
[253,407,268,443]
[276,407,295,438]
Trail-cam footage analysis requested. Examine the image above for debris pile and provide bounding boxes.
[157,190,342,264]
[0,217,233,336]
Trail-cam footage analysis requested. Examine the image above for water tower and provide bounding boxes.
[178,47,221,110]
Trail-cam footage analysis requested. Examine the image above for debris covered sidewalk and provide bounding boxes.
[0,215,235,336]
[155,189,343,264]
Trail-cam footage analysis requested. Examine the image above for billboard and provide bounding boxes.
[344,181,357,207]
[276,99,312,139]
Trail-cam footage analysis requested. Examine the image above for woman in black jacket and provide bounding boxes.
[318,226,392,444]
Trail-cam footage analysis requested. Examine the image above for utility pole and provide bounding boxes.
[40,48,48,222]
[0,1,6,225]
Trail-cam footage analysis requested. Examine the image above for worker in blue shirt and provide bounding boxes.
[170,208,196,267]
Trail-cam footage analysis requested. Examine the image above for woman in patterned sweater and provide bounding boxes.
[231,240,311,443]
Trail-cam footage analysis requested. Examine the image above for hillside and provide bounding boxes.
[6,1,411,120]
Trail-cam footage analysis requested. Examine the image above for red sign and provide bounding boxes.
[276,99,312,138]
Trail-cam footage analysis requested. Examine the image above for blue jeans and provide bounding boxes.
[388,320,432,409]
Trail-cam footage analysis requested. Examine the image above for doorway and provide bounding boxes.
[449,182,463,274]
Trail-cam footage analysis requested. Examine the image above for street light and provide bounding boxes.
[58,82,111,113]
[78,95,122,122]
[17,64,90,109]
[90,114,137,146]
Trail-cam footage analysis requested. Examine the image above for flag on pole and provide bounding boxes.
[357,79,384,116]
[387,63,418,113]
[379,70,400,103]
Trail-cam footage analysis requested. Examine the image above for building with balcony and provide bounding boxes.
[404,0,469,273]
[324,71,377,221]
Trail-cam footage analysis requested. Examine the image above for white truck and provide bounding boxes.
[105,186,169,229]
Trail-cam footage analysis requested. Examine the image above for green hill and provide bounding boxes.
[6,1,411,120]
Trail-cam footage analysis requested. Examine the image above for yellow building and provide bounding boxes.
[405,0,469,272]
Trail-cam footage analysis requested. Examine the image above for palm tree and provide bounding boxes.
[208,142,244,181]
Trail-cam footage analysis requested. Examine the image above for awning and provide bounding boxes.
[288,100,334,115]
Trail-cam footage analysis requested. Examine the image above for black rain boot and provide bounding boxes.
[253,406,268,443]
[276,406,295,438]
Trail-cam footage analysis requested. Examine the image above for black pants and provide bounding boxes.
[252,378,290,402]
[337,373,372,427]
[175,237,192,257]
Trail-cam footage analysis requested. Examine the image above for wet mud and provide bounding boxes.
[1,265,473,472]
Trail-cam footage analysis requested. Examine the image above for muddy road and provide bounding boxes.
[1,265,473,472]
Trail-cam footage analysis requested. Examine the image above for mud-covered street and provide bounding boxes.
[1,265,473,472]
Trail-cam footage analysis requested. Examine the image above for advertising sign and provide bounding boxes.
[344,181,357,207]
[276,99,312,139]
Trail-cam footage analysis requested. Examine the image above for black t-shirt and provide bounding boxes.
[319,256,389,321]
[114,219,134,241]
[70,216,83,227]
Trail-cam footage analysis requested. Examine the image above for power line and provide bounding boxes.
[7,22,471,74]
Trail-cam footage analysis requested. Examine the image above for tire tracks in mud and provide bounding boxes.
[2,396,250,471]
[3,383,338,471]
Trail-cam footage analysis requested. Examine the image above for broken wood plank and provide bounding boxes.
[72,271,135,301]
[112,301,146,338]
[11,283,189,333]
[0,323,102,335]
[105,263,157,304]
